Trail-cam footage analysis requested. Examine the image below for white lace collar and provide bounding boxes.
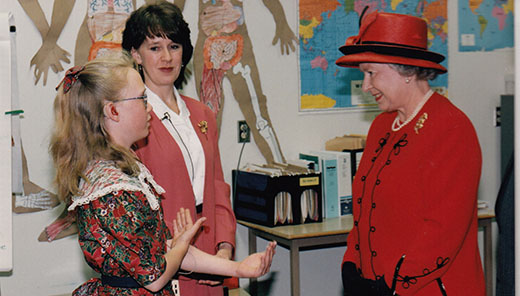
[68,160,165,211]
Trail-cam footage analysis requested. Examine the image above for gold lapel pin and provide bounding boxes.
[198,120,208,134]
[414,113,428,134]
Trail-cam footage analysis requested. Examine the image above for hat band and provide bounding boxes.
[339,43,445,63]
[360,40,426,51]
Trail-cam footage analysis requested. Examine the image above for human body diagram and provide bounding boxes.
[19,0,149,80]
[18,0,297,241]
[17,0,141,241]
[17,0,157,242]
[74,0,137,65]
[21,0,296,164]
[176,0,297,164]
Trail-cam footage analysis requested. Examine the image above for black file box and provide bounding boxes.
[232,170,323,227]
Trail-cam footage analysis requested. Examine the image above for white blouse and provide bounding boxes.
[145,86,206,206]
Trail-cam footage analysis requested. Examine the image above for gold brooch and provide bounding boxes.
[198,120,208,134]
[414,113,428,134]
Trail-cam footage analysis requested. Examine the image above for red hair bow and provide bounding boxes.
[56,66,85,93]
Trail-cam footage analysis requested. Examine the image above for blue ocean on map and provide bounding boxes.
[458,0,514,52]
[300,0,448,111]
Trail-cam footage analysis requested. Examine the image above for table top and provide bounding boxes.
[238,210,495,240]
[238,215,354,240]
[477,210,495,220]
[229,288,250,296]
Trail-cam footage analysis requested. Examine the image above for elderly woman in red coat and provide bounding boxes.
[336,11,485,296]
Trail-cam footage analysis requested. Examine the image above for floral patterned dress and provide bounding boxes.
[70,160,174,296]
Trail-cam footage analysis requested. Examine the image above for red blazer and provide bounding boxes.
[135,95,236,296]
[344,93,485,295]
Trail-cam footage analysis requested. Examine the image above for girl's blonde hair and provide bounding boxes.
[50,54,140,204]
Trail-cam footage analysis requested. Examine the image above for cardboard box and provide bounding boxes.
[232,170,322,227]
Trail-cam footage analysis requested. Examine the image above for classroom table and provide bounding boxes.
[239,211,495,296]
[479,211,495,296]
[228,287,251,296]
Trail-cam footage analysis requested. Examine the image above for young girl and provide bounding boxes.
[50,54,276,295]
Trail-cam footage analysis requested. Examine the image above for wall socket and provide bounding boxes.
[237,120,250,143]
[494,106,501,127]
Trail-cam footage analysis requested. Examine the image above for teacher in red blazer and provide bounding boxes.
[122,2,236,296]
[336,11,485,296]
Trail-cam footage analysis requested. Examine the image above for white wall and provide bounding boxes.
[0,0,511,295]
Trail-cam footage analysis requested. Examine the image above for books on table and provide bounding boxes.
[300,150,356,218]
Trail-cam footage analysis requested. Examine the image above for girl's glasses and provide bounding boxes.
[114,94,148,108]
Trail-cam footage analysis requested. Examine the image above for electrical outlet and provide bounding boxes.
[238,120,250,143]
[494,106,501,127]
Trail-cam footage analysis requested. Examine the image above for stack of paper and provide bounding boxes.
[235,162,322,226]
[241,162,312,176]
[274,192,293,224]
[300,189,319,222]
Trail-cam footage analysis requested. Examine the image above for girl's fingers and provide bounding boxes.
[185,208,194,227]
[193,217,207,229]
[179,208,186,224]
[263,253,270,273]
[265,250,273,273]
[176,209,183,227]
[262,242,276,273]
[172,219,179,234]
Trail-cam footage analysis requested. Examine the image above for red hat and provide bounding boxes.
[336,11,447,73]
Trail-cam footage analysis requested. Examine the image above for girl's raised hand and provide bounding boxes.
[172,208,206,247]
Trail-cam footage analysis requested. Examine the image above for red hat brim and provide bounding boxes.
[336,51,447,73]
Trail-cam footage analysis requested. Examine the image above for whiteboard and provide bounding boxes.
[0,12,13,272]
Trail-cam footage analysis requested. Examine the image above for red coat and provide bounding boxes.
[135,95,236,296]
[343,93,485,295]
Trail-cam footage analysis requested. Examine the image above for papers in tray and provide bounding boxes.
[234,162,322,226]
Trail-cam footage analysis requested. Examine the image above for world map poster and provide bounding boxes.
[458,0,514,52]
[299,0,448,112]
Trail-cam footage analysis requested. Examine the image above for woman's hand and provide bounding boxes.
[172,208,206,248]
[236,241,277,278]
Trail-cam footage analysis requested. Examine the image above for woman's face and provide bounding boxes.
[116,68,152,147]
[359,63,409,114]
[131,36,183,91]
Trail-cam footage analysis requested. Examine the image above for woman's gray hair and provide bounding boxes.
[389,64,441,81]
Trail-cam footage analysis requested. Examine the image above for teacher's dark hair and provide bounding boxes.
[122,1,193,89]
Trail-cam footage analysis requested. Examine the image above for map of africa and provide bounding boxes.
[299,0,448,111]
[458,0,514,52]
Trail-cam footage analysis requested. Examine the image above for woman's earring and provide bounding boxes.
[138,64,143,72]
[405,78,410,83]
